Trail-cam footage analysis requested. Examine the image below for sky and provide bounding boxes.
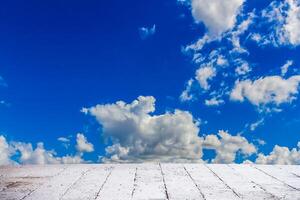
[0,0,300,165]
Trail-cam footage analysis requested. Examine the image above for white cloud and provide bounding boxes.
[256,142,300,164]
[83,96,257,163]
[230,75,300,107]
[255,139,266,146]
[0,96,263,165]
[216,55,228,67]
[83,96,204,163]
[185,34,212,51]
[0,136,14,165]
[281,60,293,76]
[195,66,216,90]
[235,62,252,75]
[283,0,300,45]
[76,133,94,153]
[203,130,257,163]
[249,118,264,131]
[250,33,263,43]
[57,137,70,143]
[13,142,84,165]
[190,0,245,37]
[180,49,233,106]
[184,0,245,51]
[180,79,194,101]
[0,133,95,165]
[138,24,156,40]
[261,0,300,46]
[13,142,61,165]
[58,136,71,149]
[230,12,255,53]
[204,97,224,106]
[60,155,85,164]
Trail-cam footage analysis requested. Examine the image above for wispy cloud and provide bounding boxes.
[138,24,156,40]
[258,0,300,47]
[249,118,265,131]
[281,60,293,76]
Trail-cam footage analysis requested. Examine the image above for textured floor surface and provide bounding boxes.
[0,164,299,200]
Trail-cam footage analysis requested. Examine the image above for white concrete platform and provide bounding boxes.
[0,164,299,200]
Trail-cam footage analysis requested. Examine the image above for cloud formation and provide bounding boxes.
[83,96,256,163]
[76,133,94,153]
[13,142,83,165]
[230,11,255,53]
[203,130,256,163]
[204,97,224,106]
[1,95,296,165]
[181,0,300,115]
[0,133,94,165]
[0,136,14,165]
[259,0,300,46]
[83,96,204,163]
[230,75,300,108]
[256,142,300,164]
[235,62,251,76]
[281,60,293,76]
[139,24,156,40]
[249,118,264,131]
[180,79,195,101]
[190,0,245,37]
[195,66,216,90]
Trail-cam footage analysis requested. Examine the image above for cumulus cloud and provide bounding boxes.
[13,141,87,165]
[281,60,293,76]
[183,0,246,51]
[203,130,257,163]
[260,0,300,46]
[283,0,300,45]
[83,96,204,163]
[76,133,94,153]
[256,142,300,164]
[230,75,300,108]
[13,142,67,165]
[190,0,245,37]
[138,24,156,40]
[0,136,14,165]
[195,66,216,90]
[0,133,94,165]
[83,96,257,163]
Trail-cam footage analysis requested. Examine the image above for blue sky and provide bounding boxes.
[0,0,300,165]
